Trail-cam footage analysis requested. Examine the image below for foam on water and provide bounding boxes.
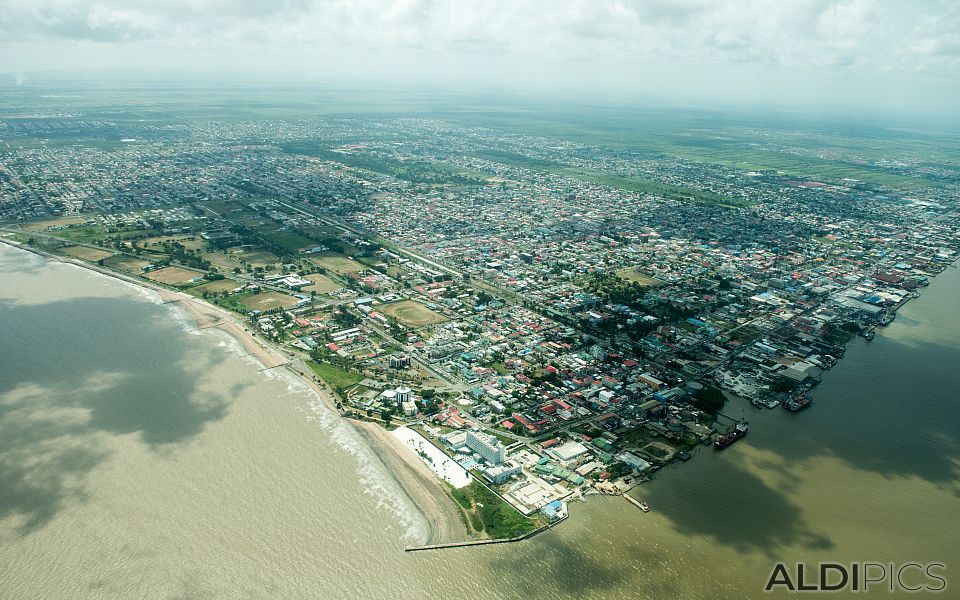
[106,274,433,545]
[163,302,202,335]
[303,397,428,543]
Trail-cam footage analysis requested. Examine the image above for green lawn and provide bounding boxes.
[307,360,364,389]
[450,481,542,539]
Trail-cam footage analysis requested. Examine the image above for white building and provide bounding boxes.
[546,441,590,463]
[483,461,521,484]
[280,275,312,290]
[466,430,506,465]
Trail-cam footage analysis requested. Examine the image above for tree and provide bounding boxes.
[692,385,726,415]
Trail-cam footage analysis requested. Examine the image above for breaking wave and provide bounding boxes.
[303,396,428,543]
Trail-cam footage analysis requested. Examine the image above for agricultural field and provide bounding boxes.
[56,245,113,261]
[241,291,299,311]
[380,300,447,327]
[143,266,204,285]
[617,268,665,286]
[309,253,366,275]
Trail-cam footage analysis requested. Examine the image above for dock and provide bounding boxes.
[622,494,648,511]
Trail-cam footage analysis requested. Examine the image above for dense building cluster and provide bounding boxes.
[3,112,958,518]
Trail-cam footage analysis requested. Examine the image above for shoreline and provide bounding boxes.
[0,239,468,546]
[352,420,470,545]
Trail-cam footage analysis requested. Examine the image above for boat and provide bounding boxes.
[761,397,781,409]
[863,330,875,341]
[880,313,895,326]
[783,395,812,412]
[639,501,650,513]
[714,421,748,450]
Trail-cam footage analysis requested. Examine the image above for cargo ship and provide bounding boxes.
[783,395,812,412]
[714,421,748,450]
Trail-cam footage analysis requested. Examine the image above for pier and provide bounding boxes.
[404,515,567,552]
[622,493,648,511]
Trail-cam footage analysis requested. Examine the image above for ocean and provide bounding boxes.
[1,243,957,599]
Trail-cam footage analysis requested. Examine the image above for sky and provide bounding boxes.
[1,0,959,117]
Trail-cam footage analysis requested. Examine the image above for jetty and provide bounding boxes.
[404,515,567,552]
[622,494,648,511]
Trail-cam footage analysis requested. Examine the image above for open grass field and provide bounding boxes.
[202,251,244,272]
[307,361,364,389]
[194,279,241,294]
[617,268,665,286]
[44,225,106,243]
[140,235,205,250]
[22,216,87,231]
[57,245,113,261]
[143,266,204,285]
[641,441,678,460]
[303,273,341,294]
[103,255,152,273]
[241,291,299,311]
[254,227,316,252]
[229,248,281,268]
[385,264,408,280]
[380,300,447,327]
[309,253,366,275]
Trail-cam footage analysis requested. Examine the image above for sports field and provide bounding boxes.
[194,279,241,294]
[103,255,152,273]
[143,266,204,284]
[241,291,299,311]
[380,300,447,327]
[303,273,341,294]
[57,245,113,261]
[310,254,366,275]
[617,268,664,286]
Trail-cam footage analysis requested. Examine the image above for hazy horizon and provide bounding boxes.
[2,1,959,122]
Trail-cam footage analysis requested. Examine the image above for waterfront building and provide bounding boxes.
[466,430,506,465]
[483,461,521,484]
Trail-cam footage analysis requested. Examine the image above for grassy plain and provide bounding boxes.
[241,291,299,311]
[310,253,366,275]
[143,266,203,284]
[381,300,447,327]
[193,279,240,294]
[56,245,113,261]
[302,273,341,294]
[616,268,665,286]
[306,360,364,389]
[103,255,151,272]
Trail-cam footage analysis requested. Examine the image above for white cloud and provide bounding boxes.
[0,0,956,115]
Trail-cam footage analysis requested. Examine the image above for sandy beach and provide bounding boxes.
[0,239,468,545]
[352,421,469,545]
